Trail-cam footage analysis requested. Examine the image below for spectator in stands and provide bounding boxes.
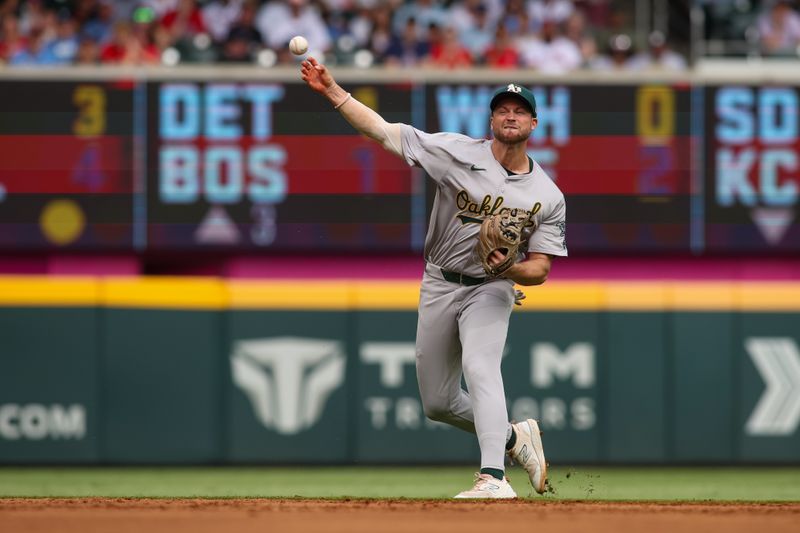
[0,12,27,63]
[44,8,62,38]
[40,11,80,65]
[202,0,243,44]
[100,20,159,65]
[479,0,506,28]
[563,9,597,67]
[450,0,498,34]
[589,32,633,70]
[363,3,395,63]
[74,33,100,64]
[384,16,429,67]
[161,0,206,43]
[427,21,443,51]
[528,0,574,31]
[574,0,611,28]
[108,1,141,23]
[72,0,97,27]
[348,1,374,48]
[71,0,137,26]
[150,20,172,58]
[459,3,495,59]
[81,0,114,45]
[220,0,262,62]
[257,0,332,54]
[98,20,131,62]
[483,22,520,68]
[321,5,361,59]
[8,24,46,65]
[16,0,47,36]
[627,30,686,70]
[518,18,582,73]
[161,0,217,62]
[393,0,447,40]
[591,4,634,58]
[757,0,800,55]
[499,0,529,37]
[10,8,76,67]
[430,25,473,68]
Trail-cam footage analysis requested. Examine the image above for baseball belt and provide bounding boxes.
[441,269,487,286]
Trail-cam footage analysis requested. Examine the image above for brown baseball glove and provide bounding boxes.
[477,208,528,276]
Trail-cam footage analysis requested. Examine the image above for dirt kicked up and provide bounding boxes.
[1,498,799,533]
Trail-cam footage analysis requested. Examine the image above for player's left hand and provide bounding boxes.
[489,250,521,281]
[488,250,507,269]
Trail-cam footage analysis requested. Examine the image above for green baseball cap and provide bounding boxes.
[490,83,537,117]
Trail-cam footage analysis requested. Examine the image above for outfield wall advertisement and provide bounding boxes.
[1,278,798,465]
[0,308,99,463]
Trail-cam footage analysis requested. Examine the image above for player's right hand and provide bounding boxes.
[301,57,335,94]
[514,289,526,306]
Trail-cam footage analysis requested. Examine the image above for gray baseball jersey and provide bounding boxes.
[400,125,567,278]
[400,123,567,473]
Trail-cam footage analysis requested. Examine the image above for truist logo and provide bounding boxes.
[231,337,346,435]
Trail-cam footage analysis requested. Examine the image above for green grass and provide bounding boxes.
[0,467,798,501]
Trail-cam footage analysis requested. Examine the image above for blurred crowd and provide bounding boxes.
[699,0,800,57]
[0,0,697,70]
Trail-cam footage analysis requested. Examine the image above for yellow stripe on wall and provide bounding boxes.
[515,282,604,311]
[228,280,351,310]
[353,281,420,310]
[0,276,99,306]
[0,276,799,311]
[102,277,227,309]
[736,283,800,311]
[605,282,669,310]
[669,283,736,310]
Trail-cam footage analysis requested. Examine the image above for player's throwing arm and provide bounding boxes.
[300,57,404,158]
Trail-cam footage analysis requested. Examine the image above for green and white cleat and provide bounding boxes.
[508,419,548,494]
[454,473,518,499]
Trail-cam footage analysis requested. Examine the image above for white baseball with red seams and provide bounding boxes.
[289,36,308,55]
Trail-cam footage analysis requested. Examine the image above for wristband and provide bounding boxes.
[334,93,352,110]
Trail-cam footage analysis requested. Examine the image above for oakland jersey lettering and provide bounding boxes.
[401,125,567,277]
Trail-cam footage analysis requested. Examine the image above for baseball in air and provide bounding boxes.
[289,36,309,55]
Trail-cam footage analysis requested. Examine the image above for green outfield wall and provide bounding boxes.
[1,277,799,464]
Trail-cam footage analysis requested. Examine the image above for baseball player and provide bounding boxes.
[301,57,567,499]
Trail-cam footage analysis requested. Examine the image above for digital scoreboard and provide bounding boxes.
[705,85,800,251]
[145,81,416,250]
[1,76,794,255]
[0,81,134,248]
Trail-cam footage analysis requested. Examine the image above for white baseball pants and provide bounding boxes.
[415,262,515,471]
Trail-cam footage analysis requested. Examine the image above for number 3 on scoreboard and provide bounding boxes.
[73,85,106,137]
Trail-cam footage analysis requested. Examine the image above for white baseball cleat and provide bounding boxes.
[454,473,517,499]
[508,418,548,494]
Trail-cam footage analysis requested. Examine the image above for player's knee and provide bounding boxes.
[422,398,451,422]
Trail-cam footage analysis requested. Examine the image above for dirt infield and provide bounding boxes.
[2,498,799,533]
